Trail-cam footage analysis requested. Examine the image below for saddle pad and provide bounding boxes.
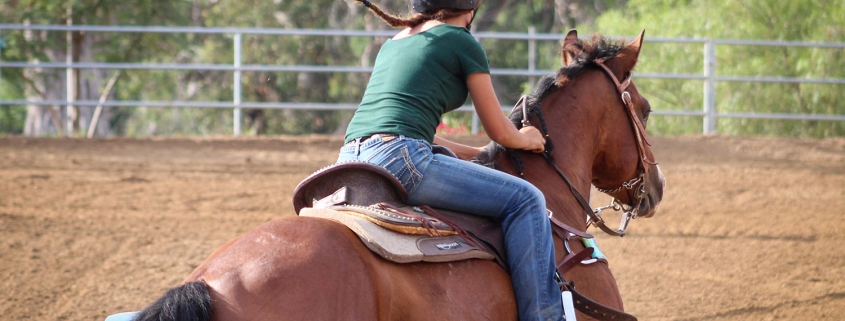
[301,208,495,263]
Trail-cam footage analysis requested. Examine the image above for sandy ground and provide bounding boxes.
[1,134,843,321]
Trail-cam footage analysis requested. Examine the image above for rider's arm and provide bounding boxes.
[467,73,545,153]
[433,136,484,160]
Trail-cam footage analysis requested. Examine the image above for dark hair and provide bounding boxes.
[357,0,471,28]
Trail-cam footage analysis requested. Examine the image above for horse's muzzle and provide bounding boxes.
[637,164,665,218]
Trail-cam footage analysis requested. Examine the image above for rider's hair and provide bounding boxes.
[357,0,471,28]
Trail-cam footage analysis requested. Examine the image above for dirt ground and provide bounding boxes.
[1,134,844,321]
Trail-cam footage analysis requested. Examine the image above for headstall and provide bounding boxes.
[514,57,657,237]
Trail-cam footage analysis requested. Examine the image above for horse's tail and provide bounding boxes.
[134,281,213,321]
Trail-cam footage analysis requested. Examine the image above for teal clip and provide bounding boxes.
[581,237,606,260]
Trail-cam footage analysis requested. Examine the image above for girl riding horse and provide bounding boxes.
[339,0,563,320]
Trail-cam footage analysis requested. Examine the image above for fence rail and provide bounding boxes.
[1,24,844,136]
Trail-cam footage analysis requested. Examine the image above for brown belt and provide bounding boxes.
[347,133,396,145]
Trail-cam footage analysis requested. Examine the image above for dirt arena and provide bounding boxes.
[1,134,843,321]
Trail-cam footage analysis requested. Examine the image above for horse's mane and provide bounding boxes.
[471,35,625,168]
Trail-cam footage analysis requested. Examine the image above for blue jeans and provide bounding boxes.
[338,135,563,321]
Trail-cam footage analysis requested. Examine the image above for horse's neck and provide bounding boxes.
[542,90,601,230]
[534,151,594,232]
[493,132,596,232]
[483,84,602,231]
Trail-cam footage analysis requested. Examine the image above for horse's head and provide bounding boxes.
[472,29,665,234]
[561,29,665,222]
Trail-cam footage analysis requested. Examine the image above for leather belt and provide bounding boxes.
[346,133,396,145]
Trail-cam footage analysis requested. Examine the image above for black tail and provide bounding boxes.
[134,281,213,321]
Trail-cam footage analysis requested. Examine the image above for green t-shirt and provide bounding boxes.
[344,24,490,143]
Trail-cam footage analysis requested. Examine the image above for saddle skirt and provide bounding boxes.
[293,161,508,269]
[300,207,494,263]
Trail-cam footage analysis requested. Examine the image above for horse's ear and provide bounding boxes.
[616,29,645,72]
[561,29,581,67]
[628,29,645,56]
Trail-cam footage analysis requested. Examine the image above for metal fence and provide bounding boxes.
[1,24,844,136]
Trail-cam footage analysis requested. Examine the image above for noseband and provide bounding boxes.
[516,58,656,237]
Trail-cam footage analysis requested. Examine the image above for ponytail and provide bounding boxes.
[355,0,470,28]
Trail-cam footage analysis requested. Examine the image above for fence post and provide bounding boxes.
[66,7,74,137]
[471,112,479,135]
[528,26,536,90]
[0,29,6,131]
[471,35,481,135]
[0,28,3,100]
[233,33,242,137]
[703,40,717,134]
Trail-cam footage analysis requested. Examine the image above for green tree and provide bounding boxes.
[5,0,840,137]
[120,0,374,136]
[0,0,193,136]
[593,0,845,137]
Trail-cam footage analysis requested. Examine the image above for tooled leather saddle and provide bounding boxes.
[292,158,509,270]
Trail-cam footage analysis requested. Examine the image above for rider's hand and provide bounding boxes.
[519,126,546,153]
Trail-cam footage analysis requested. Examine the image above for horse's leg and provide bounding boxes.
[374,256,518,321]
[564,262,625,321]
[551,235,625,321]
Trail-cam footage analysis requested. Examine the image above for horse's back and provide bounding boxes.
[186,216,517,321]
[185,216,379,320]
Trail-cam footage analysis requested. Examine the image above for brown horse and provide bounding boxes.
[113,29,664,321]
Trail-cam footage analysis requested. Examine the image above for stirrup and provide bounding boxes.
[555,272,577,320]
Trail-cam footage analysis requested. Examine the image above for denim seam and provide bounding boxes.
[397,145,424,194]
[531,201,554,314]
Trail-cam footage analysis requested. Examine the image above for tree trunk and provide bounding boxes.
[22,18,66,137]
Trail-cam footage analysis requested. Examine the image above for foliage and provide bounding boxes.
[0,0,843,137]
[593,0,845,137]
[0,66,26,134]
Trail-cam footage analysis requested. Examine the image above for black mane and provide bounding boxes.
[470,35,625,168]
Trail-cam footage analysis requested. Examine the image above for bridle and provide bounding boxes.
[515,57,656,237]
[588,57,658,236]
[508,57,656,321]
